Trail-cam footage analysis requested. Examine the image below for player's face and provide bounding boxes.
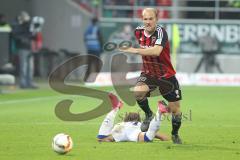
[142,11,157,34]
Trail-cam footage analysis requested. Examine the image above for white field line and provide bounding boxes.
[0,95,78,105]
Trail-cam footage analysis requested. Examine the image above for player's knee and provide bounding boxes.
[168,101,180,114]
[133,85,149,101]
[134,91,146,101]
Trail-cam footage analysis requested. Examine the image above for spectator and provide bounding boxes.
[194,34,223,73]
[84,17,103,82]
[12,11,38,89]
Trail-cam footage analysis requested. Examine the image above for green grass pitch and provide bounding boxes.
[0,86,240,160]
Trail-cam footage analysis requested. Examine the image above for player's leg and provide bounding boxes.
[134,73,157,132]
[168,101,182,144]
[97,109,119,141]
[159,76,183,144]
[138,104,163,142]
[97,93,123,142]
[134,82,153,132]
[134,82,152,117]
[154,132,170,141]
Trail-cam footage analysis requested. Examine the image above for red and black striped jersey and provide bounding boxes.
[135,25,176,79]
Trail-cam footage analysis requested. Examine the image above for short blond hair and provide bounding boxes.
[142,8,158,18]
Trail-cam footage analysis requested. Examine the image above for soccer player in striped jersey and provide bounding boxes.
[119,8,183,144]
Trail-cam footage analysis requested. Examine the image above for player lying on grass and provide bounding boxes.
[97,93,169,142]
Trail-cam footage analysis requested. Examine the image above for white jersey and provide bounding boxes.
[111,122,142,142]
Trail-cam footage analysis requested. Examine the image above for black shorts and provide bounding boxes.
[136,73,182,102]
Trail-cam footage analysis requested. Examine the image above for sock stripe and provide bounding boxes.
[97,135,109,139]
[144,133,151,142]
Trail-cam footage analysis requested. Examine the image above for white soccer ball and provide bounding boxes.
[52,133,73,154]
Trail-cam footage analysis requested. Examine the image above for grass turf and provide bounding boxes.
[0,86,240,160]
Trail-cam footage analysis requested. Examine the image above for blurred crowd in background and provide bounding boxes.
[0,11,44,89]
[1,0,240,91]
[76,0,240,19]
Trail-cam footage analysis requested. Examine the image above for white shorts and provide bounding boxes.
[111,122,142,142]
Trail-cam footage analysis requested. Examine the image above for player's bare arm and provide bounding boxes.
[119,45,163,56]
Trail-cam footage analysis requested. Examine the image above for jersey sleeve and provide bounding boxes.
[155,27,168,47]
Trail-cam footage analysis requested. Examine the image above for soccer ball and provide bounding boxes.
[52,133,73,154]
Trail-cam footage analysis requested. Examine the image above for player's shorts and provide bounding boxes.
[111,122,142,142]
[136,73,182,102]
